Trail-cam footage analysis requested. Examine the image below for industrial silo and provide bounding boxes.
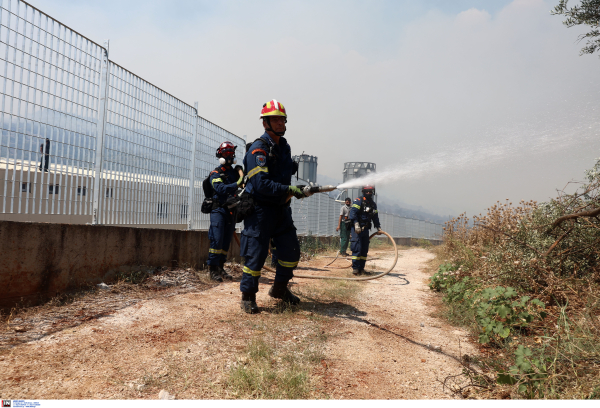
[293,154,318,184]
[342,162,376,202]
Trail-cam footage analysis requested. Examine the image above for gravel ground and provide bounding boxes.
[0,247,479,399]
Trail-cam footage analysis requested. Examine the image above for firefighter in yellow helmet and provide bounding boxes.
[238,100,305,313]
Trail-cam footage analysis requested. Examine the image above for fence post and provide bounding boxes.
[188,102,199,230]
[91,41,110,225]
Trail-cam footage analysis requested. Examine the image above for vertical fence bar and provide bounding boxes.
[187,102,198,230]
[91,40,109,225]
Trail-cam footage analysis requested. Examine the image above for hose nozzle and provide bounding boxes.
[302,184,338,196]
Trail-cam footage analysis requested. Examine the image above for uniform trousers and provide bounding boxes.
[350,225,371,270]
[240,204,300,294]
[208,208,236,266]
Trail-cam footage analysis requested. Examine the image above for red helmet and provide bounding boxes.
[362,185,375,196]
[216,141,236,159]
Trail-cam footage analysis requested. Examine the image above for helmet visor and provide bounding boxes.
[220,148,235,158]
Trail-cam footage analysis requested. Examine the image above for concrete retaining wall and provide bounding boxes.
[0,220,240,309]
[0,220,442,309]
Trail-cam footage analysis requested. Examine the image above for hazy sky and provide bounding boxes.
[32,0,600,216]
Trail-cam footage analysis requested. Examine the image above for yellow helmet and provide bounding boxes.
[260,99,287,118]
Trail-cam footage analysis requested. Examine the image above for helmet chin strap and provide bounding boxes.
[265,117,286,137]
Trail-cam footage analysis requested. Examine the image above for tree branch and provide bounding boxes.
[546,207,600,234]
[544,226,574,257]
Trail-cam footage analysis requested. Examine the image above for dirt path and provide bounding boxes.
[0,247,477,399]
[311,247,478,398]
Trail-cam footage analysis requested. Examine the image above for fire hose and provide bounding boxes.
[231,183,398,281]
[233,230,398,281]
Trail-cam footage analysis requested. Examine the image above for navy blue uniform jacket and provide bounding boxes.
[349,196,381,229]
[243,132,294,206]
[209,165,239,205]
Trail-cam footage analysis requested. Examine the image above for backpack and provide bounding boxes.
[200,168,225,214]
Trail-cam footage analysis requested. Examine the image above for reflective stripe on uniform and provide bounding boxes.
[374,210,378,213]
[211,178,223,185]
[278,259,298,268]
[209,248,227,255]
[243,265,262,277]
[247,166,269,179]
[352,204,361,209]
[352,256,367,260]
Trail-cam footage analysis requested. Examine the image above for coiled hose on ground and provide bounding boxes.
[233,230,399,281]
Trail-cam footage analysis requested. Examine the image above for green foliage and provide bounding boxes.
[429,263,458,292]
[475,287,547,345]
[416,238,433,248]
[432,272,547,345]
[552,0,600,57]
[299,233,340,258]
[438,159,600,398]
[444,277,476,304]
[497,345,549,398]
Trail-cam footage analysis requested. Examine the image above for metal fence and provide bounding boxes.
[0,0,444,240]
[0,0,243,230]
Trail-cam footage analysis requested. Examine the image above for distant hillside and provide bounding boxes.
[317,173,451,225]
[376,200,450,224]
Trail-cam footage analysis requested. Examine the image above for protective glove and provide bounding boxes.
[236,175,244,186]
[354,222,362,234]
[288,185,305,199]
[377,227,383,235]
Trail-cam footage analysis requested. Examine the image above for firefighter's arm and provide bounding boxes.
[373,208,382,231]
[234,165,245,187]
[348,199,361,223]
[210,172,238,196]
[246,148,288,197]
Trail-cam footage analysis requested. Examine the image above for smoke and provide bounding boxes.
[337,113,599,190]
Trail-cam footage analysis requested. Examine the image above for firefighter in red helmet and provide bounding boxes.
[348,185,382,275]
[207,141,244,281]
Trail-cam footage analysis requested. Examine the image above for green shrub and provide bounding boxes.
[429,263,459,292]
[474,287,547,344]
[497,345,549,398]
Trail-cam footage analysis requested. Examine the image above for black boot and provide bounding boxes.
[268,281,300,305]
[241,292,259,314]
[219,261,233,280]
[209,264,223,282]
[352,269,361,276]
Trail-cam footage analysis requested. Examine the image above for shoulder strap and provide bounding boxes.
[246,137,267,153]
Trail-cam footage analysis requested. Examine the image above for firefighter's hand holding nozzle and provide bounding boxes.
[288,185,305,199]
[354,222,362,234]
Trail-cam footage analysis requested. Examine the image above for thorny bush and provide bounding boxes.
[436,159,600,399]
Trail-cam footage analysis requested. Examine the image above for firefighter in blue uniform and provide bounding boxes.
[348,185,382,275]
[208,141,244,282]
[239,99,309,314]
